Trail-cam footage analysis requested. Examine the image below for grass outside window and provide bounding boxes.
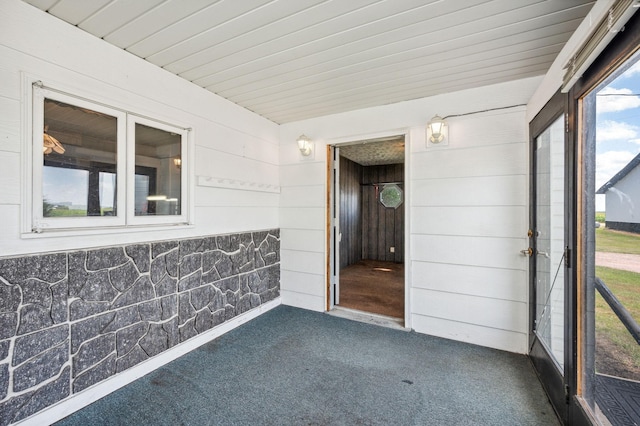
[595,227,640,380]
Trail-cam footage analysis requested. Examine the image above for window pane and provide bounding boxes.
[43,98,118,217]
[134,123,181,216]
[42,167,89,216]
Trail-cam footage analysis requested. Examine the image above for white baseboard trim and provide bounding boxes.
[17,298,282,426]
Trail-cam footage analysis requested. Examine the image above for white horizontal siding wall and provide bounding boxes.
[280,77,541,352]
[0,0,279,256]
[411,109,529,353]
[278,158,327,311]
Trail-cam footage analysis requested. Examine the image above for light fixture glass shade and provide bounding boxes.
[427,115,447,144]
[297,134,312,156]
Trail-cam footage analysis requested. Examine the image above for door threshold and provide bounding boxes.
[327,306,408,331]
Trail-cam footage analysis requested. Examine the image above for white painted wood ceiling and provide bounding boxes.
[24,0,596,124]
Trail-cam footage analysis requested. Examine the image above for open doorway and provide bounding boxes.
[328,136,406,323]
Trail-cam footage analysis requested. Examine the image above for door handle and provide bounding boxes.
[537,250,550,258]
[520,248,533,257]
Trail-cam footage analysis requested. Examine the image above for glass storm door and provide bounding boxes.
[529,111,567,423]
[535,116,565,368]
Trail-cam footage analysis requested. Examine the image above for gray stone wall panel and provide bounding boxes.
[13,324,68,366]
[51,280,68,324]
[179,253,202,278]
[179,238,205,259]
[154,274,177,297]
[150,254,167,284]
[13,343,68,392]
[0,283,20,315]
[71,312,116,353]
[125,244,150,273]
[0,366,70,425]
[160,295,177,320]
[73,334,115,378]
[0,313,17,341]
[178,293,196,325]
[178,270,202,292]
[16,305,53,336]
[139,299,162,322]
[111,276,154,309]
[78,270,117,303]
[116,322,148,357]
[0,342,8,361]
[151,241,178,259]
[109,261,139,292]
[87,248,128,271]
[178,318,198,343]
[115,345,148,373]
[165,250,179,278]
[0,364,7,400]
[72,354,116,393]
[139,323,169,357]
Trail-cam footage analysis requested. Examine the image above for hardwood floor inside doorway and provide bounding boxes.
[338,260,404,319]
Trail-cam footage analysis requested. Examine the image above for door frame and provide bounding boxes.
[325,129,412,328]
[567,9,640,422]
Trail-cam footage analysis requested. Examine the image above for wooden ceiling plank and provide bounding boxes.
[79,0,165,38]
[148,0,326,69]
[193,1,592,92]
[22,0,59,11]
[104,0,217,49]
[47,0,112,26]
[126,0,272,58]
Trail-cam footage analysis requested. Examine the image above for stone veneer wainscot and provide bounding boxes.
[0,229,280,425]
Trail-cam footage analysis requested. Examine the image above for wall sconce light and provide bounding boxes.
[427,115,447,144]
[173,157,181,169]
[297,134,313,156]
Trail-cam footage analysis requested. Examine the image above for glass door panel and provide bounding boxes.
[535,116,566,371]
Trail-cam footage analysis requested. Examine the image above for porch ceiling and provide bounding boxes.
[23,0,595,124]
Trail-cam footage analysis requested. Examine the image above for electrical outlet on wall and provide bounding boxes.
[390,247,395,253]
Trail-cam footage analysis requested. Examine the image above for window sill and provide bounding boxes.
[21,222,195,239]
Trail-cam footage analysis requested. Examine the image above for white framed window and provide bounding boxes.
[127,115,188,226]
[29,82,191,234]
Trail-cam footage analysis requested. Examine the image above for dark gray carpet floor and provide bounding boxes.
[55,305,559,426]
